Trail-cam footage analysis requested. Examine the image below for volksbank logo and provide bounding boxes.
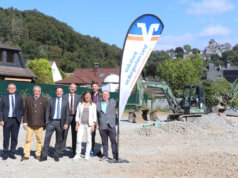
[127,15,163,42]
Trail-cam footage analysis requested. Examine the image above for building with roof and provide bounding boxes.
[101,74,119,92]
[0,43,37,82]
[207,63,238,83]
[50,61,62,82]
[203,39,232,60]
[56,63,120,87]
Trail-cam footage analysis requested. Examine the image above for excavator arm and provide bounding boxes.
[137,77,184,114]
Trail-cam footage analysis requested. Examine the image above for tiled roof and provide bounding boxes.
[223,70,238,83]
[56,68,120,86]
[0,66,37,79]
[0,43,21,51]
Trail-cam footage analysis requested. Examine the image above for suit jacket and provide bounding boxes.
[96,98,117,130]
[63,93,80,116]
[91,91,102,104]
[45,96,70,129]
[0,94,24,123]
[23,96,48,127]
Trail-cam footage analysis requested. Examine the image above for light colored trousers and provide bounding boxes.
[23,126,43,157]
[76,124,92,158]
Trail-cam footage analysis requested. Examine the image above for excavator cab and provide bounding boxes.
[182,85,206,114]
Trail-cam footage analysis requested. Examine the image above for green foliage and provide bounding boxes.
[222,49,238,65]
[192,48,200,54]
[202,78,234,107]
[157,57,204,96]
[184,44,191,54]
[0,8,121,72]
[59,68,66,79]
[233,44,238,51]
[27,58,54,84]
[231,94,238,107]
[143,51,170,77]
[175,47,184,58]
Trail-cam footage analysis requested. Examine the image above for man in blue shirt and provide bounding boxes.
[96,90,118,163]
[0,83,24,160]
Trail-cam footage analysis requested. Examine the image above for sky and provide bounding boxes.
[0,0,238,51]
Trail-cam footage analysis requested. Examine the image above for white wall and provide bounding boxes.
[51,61,62,82]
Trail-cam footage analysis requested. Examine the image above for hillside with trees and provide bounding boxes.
[0,7,122,72]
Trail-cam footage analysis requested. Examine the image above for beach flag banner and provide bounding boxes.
[119,14,164,120]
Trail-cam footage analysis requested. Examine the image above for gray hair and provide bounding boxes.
[33,85,42,92]
[7,83,16,89]
[102,90,110,95]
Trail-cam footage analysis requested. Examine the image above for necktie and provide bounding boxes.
[70,94,73,115]
[57,98,60,119]
[11,95,15,116]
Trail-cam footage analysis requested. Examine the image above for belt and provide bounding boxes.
[8,117,16,119]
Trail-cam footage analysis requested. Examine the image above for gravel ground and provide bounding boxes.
[0,112,238,178]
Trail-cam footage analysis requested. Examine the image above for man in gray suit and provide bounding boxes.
[96,90,118,163]
[60,83,80,157]
[40,86,70,162]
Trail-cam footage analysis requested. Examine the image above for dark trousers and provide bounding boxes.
[3,117,20,154]
[61,116,77,155]
[91,128,96,152]
[41,120,63,158]
[99,126,117,159]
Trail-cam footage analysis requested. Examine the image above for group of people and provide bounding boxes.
[0,82,118,163]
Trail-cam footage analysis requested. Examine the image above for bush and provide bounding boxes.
[202,78,234,107]
[27,58,54,84]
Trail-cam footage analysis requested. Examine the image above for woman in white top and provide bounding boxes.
[73,91,97,160]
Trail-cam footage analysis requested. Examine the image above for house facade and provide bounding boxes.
[56,64,119,87]
[204,39,232,59]
[0,44,37,82]
[51,61,62,82]
[207,63,238,83]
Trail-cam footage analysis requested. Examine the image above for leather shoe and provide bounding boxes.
[2,153,8,160]
[54,156,59,162]
[9,154,17,159]
[21,157,29,161]
[39,156,47,162]
[109,158,117,163]
[99,156,108,161]
[35,156,41,161]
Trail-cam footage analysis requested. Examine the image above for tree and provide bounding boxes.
[0,8,122,72]
[144,62,158,77]
[27,58,54,84]
[175,47,184,58]
[233,44,238,51]
[184,44,191,54]
[222,50,238,65]
[202,78,233,107]
[192,48,200,54]
[157,57,203,96]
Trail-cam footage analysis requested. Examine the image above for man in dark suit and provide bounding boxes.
[0,83,24,160]
[21,85,48,161]
[90,81,102,157]
[96,90,118,163]
[40,86,70,162]
[60,83,80,157]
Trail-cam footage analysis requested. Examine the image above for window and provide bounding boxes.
[7,51,14,63]
[0,50,3,62]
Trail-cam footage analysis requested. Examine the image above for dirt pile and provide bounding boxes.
[137,113,235,137]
